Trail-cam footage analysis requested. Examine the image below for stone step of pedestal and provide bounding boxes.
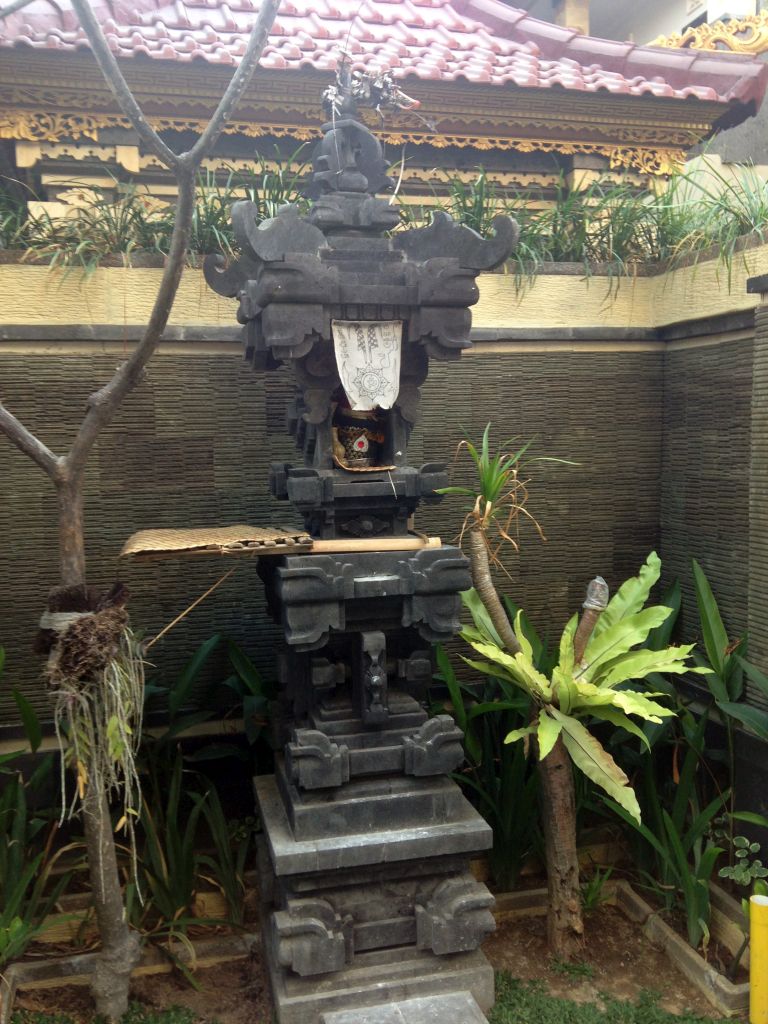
[268,944,493,1024]
[276,762,469,840]
[319,990,488,1024]
[256,774,492,875]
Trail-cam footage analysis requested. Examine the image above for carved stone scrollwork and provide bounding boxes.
[272,898,353,977]
[393,211,519,272]
[286,729,350,789]
[415,876,496,955]
[402,716,464,776]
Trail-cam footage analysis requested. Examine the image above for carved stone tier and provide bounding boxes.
[259,547,471,651]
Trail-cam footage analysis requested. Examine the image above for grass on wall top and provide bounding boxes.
[3,152,768,289]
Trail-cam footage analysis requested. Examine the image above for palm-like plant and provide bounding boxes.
[462,552,695,822]
[438,425,557,655]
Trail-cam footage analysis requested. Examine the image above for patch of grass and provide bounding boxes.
[489,974,733,1024]
[550,959,595,979]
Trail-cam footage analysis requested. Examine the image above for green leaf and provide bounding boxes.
[504,724,536,745]
[513,610,534,661]
[12,690,42,753]
[463,638,553,702]
[558,614,578,679]
[692,559,730,677]
[569,679,617,709]
[646,580,681,651]
[596,645,695,689]
[588,707,651,750]
[502,598,544,669]
[717,701,768,742]
[731,811,768,829]
[610,689,675,723]
[461,589,503,647]
[227,641,265,696]
[552,708,641,823]
[738,657,768,699]
[169,634,221,717]
[594,552,661,637]
[537,712,563,759]
[582,607,673,680]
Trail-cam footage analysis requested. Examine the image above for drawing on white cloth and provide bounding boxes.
[332,320,403,411]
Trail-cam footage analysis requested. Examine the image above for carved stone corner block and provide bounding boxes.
[406,594,463,643]
[402,715,464,777]
[286,728,350,790]
[415,876,496,955]
[271,898,353,977]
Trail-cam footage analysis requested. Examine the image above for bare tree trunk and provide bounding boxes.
[467,530,520,654]
[56,475,86,588]
[84,786,141,1021]
[0,2,281,1015]
[538,738,583,959]
[538,577,607,960]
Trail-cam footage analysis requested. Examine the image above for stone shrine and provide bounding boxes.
[205,67,517,1023]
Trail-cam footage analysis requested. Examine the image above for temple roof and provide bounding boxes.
[2,0,767,110]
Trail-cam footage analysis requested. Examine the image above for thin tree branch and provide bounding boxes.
[64,0,281,476]
[66,168,197,478]
[0,402,61,479]
[69,0,179,170]
[186,0,281,166]
[0,0,34,19]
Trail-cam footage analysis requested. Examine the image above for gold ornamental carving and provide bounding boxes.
[0,106,688,175]
[651,11,768,53]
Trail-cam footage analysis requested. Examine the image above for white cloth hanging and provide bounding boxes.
[332,319,403,411]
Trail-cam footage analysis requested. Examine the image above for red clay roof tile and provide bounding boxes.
[2,0,767,111]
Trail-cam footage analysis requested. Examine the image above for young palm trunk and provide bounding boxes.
[537,738,583,958]
[466,526,586,958]
[52,480,141,1020]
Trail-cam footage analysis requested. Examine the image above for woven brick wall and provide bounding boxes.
[661,337,753,691]
[749,309,768,704]
[0,344,664,724]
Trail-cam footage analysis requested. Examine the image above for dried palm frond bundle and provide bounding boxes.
[46,600,145,882]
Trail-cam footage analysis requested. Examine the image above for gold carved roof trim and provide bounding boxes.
[1,107,685,175]
[651,11,768,53]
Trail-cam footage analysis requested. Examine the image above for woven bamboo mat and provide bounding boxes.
[121,525,312,560]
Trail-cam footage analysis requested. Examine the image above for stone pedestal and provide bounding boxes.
[255,760,496,1024]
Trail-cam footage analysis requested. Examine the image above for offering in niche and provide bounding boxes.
[332,397,388,469]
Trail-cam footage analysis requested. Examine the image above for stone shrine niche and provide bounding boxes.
[205,64,518,1024]
[205,68,517,540]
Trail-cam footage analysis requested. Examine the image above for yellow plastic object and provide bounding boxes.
[751,894,768,1024]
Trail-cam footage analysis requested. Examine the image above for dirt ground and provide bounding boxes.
[484,905,741,1019]
[14,905,740,1024]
